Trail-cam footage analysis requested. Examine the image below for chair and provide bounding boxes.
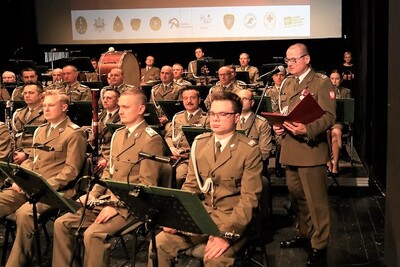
[0,208,61,266]
[336,98,355,164]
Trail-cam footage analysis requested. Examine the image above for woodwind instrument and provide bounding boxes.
[5,100,15,150]
[91,88,100,169]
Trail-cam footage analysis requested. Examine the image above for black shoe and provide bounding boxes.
[306,248,327,266]
[280,236,310,249]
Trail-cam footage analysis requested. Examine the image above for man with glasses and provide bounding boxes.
[273,43,336,266]
[204,66,243,109]
[149,91,264,266]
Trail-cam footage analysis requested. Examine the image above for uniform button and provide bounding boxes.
[128,159,131,162]
[117,158,120,161]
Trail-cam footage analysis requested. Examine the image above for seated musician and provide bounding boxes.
[164,87,208,188]
[204,66,243,110]
[236,52,262,86]
[150,65,185,126]
[327,70,352,176]
[140,55,160,85]
[149,92,263,267]
[0,121,11,162]
[11,82,46,164]
[1,70,15,100]
[58,65,92,101]
[237,89,273,168]
[11,68,39,101]
[0,89,87,266]
[44,68,64,90]
[94,88,121,178]
[172,63,192,86]
[52,89,165,267]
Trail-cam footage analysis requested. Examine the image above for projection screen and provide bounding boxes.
[35,0,341,44]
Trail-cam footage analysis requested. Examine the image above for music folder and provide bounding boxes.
[0,161,81,213]
[261,94,324,126]
[157,100,185,121]
[106,181,222,237]
[181,126,212,147]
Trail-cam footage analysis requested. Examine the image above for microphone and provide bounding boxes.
[257,65,286,81]
[138,151,171,164]
[33,143,55,152]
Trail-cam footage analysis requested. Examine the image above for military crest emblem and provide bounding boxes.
[130,18,141,31]
[224,14,234,30]
[75,16,87,35]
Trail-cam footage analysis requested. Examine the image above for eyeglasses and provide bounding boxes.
[218,73,231,77]
[207,111,236,119]
[241,97,253,101]
[284,54,307,64]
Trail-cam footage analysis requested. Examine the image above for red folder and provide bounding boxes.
[261,94,324,126]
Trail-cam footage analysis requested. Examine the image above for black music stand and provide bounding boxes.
[236,71,251,85]
[52,57,95,73]
[195,59,225,78]
[24,125,39,135]
[145,102,161,128]
[67,101,92,126]
[106,182,233,267]
[253,96,273,114]
[106,123,124,134]
[81,81,104,89]
[181,126,212,147]
[2,82,21,96]
[0,161,80,267]
[8,59,44,82]
[336,98,355,164]
[157,100,185,121]
[141,85,153,101]
[11,100,27,110]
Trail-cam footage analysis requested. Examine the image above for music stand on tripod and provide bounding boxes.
[0,161,80,267]
[106,182,239,267]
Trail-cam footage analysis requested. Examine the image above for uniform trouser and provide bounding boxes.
[52,208,134,267]
[148,231,248,267]
[285,165,330,249]
[0,189,51,267]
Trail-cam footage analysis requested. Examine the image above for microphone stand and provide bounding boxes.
[246,81,270,137]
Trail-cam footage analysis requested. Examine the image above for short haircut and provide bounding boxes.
[22,81,44,93]
[104,88,121,98]
[120,88,147,104]
[330,69,342,79]
[180,87,200,98]
[210,91,242,114]
[43,89,70,105]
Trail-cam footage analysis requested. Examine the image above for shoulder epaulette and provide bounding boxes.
[38,122,49,128]
[15,106,27,113]
[256,114,267,122]
[80,84,89,88]
[237,134,258,147]
[194,132,212,140]
[175,110,185,116]
[315,72,328,79]
[68,123,81,130]
[124,84,135,89]
[115,125,127,133]
[145,127,159,137]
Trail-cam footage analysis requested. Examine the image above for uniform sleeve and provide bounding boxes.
[0,125,11,161]
[46,129,87,190]
[306,79,336,139]
[257,120,273,160]
[137,134,164,186]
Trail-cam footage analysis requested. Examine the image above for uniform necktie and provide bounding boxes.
[296,78,300,85]
[188,113,193,121]
[123,129,130,144]
[240,117,246,126]
[25,109,32,121]
[107,112,112,121]
[47,126,54,138]
[215,141,222,161]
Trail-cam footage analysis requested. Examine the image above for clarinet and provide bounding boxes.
[5,100,15,151]
[91,88,100,170]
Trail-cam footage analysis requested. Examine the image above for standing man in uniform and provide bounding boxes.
[0,89,87,267]
[12,82,46,164]
[164,87,208,187]
[61,65,92,101]
[150,91,263,266]
[273,43,336,266]
[52,89,165,267]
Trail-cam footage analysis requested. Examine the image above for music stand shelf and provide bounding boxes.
[157,100,185,121]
